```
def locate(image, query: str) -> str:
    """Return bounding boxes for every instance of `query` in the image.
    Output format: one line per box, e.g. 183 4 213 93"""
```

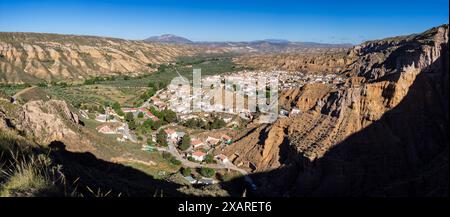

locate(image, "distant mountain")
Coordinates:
255 39 291 44
144 34 193 44
143 34 352 53
192 40 352 53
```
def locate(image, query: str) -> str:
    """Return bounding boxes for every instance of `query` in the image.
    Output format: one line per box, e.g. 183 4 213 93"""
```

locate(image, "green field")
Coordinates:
39 54 246 108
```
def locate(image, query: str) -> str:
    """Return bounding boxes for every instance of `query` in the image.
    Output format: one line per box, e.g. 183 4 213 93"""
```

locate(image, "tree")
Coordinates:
117 110 125 117
170 158 181 166
199 167 215 178
181 167 192 176
137 112 144 118
150 106 161 118
152 120 163 130
156 130 168 146
204 154 216 164
143 119 154 130
211 117 226 129
125 112 134 123
112 102 120 110
128 120 137 130
162 109 177 123
179 135 191 151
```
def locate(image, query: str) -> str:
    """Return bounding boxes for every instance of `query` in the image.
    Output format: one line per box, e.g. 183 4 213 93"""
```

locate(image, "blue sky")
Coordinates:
0 0 448 44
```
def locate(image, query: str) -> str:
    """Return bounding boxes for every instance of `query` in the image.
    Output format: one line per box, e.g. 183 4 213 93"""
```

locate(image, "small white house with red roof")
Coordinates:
214 154 230 164
97 125 115 134
190 138 204 148
191 151 206 162
206 137 220 146
164 128 177 140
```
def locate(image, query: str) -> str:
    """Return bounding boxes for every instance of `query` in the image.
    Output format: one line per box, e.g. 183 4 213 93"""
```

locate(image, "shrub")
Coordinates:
156 131 167 146
179 135 191 151
181 167 192 176
170 158 181 166
199 167 215 178
125 112 134 123
204 154 216 164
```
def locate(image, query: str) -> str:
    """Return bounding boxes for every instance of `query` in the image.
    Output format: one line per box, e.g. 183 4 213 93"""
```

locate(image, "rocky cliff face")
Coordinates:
224 25 449 196
0 33 202 83
0 99 92 152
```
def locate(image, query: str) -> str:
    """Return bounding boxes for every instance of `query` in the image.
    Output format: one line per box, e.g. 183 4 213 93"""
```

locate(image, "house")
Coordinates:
191 139 204 149
222 134 232 144
198 178 216 185
183 175 197 184
223 117 233 123
290 108 301 116
97 125 115 134
214 154 230 164
96 123 124 134
176 131 185 139
191 151 206 162
105 107 117 116
206 137 220 146
153 101 167 110
164 128 178 140
95 114 108 122
280 109 289 116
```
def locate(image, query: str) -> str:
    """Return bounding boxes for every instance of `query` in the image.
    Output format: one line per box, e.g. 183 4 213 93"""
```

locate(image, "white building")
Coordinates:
191 151 206 162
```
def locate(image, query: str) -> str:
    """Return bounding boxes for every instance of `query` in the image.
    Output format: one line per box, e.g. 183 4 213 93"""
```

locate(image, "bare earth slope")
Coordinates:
0 32 201 83
223 24 449 196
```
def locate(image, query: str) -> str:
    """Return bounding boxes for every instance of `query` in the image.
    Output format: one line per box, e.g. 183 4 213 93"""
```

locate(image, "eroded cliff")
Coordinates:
223 25 449 196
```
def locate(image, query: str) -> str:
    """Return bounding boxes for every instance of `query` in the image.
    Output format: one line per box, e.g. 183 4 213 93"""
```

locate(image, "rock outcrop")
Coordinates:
224 24 449 196
0 99 92 152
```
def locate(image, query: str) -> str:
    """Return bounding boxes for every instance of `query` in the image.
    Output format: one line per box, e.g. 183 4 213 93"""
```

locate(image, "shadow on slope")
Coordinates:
47 141 186 197
220 43 449 197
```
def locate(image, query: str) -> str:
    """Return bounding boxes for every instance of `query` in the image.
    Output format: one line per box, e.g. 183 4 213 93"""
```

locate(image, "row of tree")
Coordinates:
182 116 226 130
180 167 216 178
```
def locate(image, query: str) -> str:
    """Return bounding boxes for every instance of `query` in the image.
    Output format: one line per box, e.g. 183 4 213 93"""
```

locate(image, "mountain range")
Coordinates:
144 34 352 53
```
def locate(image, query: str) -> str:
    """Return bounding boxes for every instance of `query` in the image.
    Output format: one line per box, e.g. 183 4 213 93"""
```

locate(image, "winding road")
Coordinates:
143 88 257 190
155 140 257 190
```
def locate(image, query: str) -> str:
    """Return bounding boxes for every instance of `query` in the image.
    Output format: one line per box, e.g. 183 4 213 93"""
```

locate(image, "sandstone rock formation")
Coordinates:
0 99 92 152
223 24 449 196
234 52 352 73
0 32 202 83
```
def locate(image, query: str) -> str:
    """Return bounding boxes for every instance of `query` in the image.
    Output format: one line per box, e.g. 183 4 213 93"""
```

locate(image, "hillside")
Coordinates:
221 24 449 196
234 52 351 73
0 25 448 197
0 32 202 83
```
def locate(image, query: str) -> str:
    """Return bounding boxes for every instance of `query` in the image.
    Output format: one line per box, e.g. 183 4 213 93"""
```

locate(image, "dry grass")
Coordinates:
0 151 64 197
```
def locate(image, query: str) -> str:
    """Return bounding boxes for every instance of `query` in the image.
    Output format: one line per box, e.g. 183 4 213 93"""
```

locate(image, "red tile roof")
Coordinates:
164 128 176 135
222 134 232 140
192 151 206 157
191 139 203 146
